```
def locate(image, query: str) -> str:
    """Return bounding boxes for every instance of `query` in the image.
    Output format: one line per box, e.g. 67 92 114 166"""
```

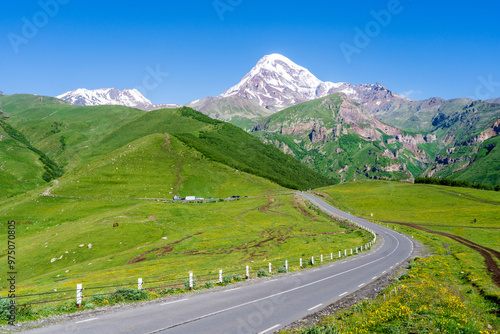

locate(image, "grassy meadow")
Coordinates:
0 191 371 315
283 181 500 333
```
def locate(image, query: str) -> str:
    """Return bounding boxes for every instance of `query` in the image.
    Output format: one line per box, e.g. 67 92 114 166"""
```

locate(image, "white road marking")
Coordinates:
75 318 98 324
259 324 281 333
160 299 188 306
372 276 377 280
224 287 242 293
358 283 365 287
307 303 323 311
382 271 386 274
339 292 348 297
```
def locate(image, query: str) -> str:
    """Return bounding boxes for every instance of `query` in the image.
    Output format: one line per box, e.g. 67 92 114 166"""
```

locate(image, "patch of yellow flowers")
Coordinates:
319 256 498 333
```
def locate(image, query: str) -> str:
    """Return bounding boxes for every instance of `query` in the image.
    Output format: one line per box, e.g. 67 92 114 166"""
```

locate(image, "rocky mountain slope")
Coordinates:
252 93 500 186
185 95 273 130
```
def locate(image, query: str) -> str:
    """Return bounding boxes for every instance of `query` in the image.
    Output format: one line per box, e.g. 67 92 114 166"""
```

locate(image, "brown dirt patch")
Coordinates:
128 232 203 264
257 198 285 215
385 223 500 230
165 226 297 260
292 196 316 220
384 221 500 287
258 198 275 213
311 191 329 199
161 135 171 152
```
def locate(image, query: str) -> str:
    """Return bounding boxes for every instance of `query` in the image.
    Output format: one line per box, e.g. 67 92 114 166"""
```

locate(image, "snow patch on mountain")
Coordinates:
57 88 153 110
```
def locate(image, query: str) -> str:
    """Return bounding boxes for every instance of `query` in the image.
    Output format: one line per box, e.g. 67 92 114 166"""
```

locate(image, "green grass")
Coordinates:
289 180 500 333
51 134 284 199
0 94 333 194
0 193 371 311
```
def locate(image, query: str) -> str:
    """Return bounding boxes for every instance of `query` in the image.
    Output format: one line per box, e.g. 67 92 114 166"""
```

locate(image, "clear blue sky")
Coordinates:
1 0 499 105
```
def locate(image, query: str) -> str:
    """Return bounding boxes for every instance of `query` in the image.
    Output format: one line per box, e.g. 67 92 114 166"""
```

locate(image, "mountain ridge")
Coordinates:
252 93 500 186
57 88 181 111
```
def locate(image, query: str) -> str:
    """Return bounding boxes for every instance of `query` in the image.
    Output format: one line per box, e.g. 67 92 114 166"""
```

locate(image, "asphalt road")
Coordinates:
24 192 414 334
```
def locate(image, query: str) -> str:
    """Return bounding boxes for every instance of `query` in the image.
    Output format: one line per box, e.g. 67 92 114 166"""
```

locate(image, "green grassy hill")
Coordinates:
0 94 333 199
51 134 284 199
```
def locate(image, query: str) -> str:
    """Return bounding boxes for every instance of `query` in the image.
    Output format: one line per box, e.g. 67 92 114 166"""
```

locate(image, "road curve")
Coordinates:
24 192 414 334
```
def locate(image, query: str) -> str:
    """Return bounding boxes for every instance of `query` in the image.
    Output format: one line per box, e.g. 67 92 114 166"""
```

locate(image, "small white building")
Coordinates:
185 196 196 201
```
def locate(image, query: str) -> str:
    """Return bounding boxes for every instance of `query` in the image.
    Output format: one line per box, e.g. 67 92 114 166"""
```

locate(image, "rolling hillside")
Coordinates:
0 94 333 199
0 95 354 308
51 134 284 199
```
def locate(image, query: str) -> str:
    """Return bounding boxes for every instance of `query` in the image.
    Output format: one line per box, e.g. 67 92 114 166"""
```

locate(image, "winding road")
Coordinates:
24 192 415 334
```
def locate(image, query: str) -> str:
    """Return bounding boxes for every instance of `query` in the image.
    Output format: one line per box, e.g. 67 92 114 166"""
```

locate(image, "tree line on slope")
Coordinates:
415 177 500 191
173 108 335 190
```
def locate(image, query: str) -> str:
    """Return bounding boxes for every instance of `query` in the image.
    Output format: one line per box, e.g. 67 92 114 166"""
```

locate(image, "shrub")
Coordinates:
16 303 35 318
110 287 148 302
91 294 109 305
222 275 233 284
301 324 340 334
0 298 11 321
257 269 271 278
232 275 243 281
158 287 175 296
278 266 287 273
183 278 197 290
415 177 496 191
204 281 214 289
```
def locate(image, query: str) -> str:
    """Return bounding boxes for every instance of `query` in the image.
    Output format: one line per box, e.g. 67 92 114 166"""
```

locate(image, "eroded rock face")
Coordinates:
309 124 330 143
465 119 500 145
383 164 406 172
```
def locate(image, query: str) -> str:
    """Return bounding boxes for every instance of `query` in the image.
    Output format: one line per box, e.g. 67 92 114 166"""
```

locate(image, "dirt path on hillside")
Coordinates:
161 135 171 152
384 221 500 287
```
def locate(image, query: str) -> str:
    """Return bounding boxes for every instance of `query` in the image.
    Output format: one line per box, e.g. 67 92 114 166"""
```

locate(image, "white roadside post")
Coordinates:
300 258 303 267
219 269 223 283
330 253 333 260
344 249 347 257
138 278 143 290
311 256 314 265
76 284 82 309
285 260 288 272
321 254 323 263
339 251 341 258
246 265 250 279
189 272 194 290
269 262 272 273
351 249 353 255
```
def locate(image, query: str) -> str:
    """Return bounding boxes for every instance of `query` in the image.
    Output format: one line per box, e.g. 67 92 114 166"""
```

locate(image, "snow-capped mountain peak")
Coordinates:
218 54 400 111
57 88 153 110
221 54 328 110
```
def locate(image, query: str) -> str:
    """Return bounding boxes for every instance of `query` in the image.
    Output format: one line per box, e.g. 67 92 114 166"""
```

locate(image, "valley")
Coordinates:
0 55 498 332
